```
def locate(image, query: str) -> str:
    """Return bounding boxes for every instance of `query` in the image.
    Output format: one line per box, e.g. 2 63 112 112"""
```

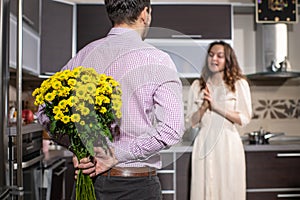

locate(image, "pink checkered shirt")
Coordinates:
37 28 185 169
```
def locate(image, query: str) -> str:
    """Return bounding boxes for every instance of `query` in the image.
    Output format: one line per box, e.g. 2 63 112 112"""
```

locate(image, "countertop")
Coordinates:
43 148 73 168
161 141 300 153
45 139 300 162
8 122 44 135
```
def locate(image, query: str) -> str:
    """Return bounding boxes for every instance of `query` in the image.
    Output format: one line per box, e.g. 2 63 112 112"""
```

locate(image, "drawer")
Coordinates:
157 173 174 190
247 190 300 200
246 151 300 188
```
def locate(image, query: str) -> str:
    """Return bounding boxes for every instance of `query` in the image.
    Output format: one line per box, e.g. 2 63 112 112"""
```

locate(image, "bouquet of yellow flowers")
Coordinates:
32 66 122 200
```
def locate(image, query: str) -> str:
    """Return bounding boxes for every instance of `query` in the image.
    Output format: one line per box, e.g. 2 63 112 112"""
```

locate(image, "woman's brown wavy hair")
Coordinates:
199 41 245 92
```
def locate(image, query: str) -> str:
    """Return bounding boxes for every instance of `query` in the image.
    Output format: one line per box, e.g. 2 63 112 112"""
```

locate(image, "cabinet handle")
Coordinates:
277 194 300 198
171 34 202 39
277 153 300 157
54 166 68 176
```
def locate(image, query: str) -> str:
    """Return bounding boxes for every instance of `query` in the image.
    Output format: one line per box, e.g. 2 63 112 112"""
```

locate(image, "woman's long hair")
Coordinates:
199 41 245 92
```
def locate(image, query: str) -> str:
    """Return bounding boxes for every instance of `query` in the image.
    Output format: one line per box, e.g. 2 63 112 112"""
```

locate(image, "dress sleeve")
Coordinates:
185 80 203 128
235 79 253 127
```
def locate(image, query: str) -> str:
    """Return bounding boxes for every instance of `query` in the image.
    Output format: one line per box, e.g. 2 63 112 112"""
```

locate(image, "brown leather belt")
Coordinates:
101 167 157 177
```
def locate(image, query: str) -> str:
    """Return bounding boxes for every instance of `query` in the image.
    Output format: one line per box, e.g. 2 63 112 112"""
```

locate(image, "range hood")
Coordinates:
248 23 300 80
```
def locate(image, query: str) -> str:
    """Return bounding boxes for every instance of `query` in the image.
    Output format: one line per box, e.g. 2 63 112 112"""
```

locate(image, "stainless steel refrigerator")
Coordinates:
0 0 11 199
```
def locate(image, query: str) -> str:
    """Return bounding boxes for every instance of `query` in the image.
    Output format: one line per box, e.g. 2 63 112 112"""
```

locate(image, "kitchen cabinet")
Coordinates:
40 0 74 75
10 0 40 33
76 4 111 51
65 155 75 200
148 4 232 40
76 4 232 51
245 146 300 200
9 14 40 75
158 144 193 200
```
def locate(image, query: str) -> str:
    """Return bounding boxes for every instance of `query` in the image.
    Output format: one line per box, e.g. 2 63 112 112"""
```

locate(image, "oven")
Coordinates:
35 158 67 200
8 126 44 200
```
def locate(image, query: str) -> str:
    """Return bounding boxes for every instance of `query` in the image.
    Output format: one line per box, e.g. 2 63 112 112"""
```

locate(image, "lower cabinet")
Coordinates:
159 147 300 200
65 156 75 200
158 151 192 200
246 150 300 200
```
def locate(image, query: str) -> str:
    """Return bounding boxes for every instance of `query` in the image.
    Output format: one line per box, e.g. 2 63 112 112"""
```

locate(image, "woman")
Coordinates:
186 41 252 200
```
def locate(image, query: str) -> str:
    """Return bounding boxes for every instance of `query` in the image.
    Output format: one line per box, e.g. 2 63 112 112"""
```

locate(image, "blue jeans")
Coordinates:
72 175 162 200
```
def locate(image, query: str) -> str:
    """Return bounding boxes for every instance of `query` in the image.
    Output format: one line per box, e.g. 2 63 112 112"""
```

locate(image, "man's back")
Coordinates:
62 27 184 168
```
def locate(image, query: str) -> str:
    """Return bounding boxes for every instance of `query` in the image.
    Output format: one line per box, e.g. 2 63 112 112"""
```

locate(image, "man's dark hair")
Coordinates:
105 0 151 26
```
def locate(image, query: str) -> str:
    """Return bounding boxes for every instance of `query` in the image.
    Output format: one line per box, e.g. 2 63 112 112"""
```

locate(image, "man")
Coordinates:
38 0 184 199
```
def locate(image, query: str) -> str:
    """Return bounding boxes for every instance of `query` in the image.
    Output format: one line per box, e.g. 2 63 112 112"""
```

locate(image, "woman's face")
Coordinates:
207 44 226 73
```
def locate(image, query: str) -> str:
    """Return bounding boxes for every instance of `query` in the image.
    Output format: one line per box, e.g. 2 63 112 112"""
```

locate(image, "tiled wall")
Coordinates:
182 80 300 136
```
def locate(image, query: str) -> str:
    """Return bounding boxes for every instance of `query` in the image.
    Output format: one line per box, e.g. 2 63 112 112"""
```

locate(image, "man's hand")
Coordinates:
93 147 118 175
73 147 118 178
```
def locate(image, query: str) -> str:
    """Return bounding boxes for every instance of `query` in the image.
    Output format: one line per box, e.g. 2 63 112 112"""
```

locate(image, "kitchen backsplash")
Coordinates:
182 80 300 136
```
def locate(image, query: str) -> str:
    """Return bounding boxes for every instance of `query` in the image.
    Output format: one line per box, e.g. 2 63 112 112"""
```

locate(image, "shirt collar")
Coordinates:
108 27 142 40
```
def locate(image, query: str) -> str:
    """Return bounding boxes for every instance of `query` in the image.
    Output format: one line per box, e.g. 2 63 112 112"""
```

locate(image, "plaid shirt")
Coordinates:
38 28 184 168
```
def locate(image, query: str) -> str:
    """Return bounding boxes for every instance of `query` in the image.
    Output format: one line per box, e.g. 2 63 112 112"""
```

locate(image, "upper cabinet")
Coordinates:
9 0 40 75
77 4 112 51
40 0 74 75
10 0 40 34
76 4 233 51
147 4 232 40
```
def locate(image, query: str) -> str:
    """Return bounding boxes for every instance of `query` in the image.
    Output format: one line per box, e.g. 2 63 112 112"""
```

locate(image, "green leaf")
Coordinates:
50 120 57 133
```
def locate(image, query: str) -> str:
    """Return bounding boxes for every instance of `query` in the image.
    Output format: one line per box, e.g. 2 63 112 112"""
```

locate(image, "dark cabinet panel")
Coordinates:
176 152 192 200
65 156 75 200
247 191 300 200
40 0 73 75
246 151 300 188
77 5 112 51
76 4 232 52
147 5 232 39
10 0 40 33
246 150 300 200
158 173 174 190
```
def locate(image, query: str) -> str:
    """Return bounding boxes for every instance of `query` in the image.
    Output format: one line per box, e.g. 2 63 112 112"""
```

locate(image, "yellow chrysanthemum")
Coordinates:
80 120 85 126
81 74 90 83
68 78 77 87
109 79 119 87
52 80 62 90
71 66 82 77
61 115 70 124
81 107 90 116
34 94 44 105
95 96 103 106
45 92 55 102
32 88 40 96
76 88 86 99
103 96 110 104
67 96 77 107
70 113 81 123
58 99 68 109
53 106 61 114
86 96 94 104
86 83 96 94
54 111 64 120
62 69 71 78
100 107 107 114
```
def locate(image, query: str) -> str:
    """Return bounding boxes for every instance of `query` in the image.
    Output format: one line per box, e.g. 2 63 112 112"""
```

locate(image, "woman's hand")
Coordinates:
202 86 212 110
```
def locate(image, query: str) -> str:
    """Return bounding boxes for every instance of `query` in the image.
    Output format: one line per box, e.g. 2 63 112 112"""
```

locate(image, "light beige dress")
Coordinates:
186 78 252 200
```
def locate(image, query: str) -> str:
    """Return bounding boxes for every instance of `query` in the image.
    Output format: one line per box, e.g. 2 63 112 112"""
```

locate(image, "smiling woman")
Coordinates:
186 41 252 200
